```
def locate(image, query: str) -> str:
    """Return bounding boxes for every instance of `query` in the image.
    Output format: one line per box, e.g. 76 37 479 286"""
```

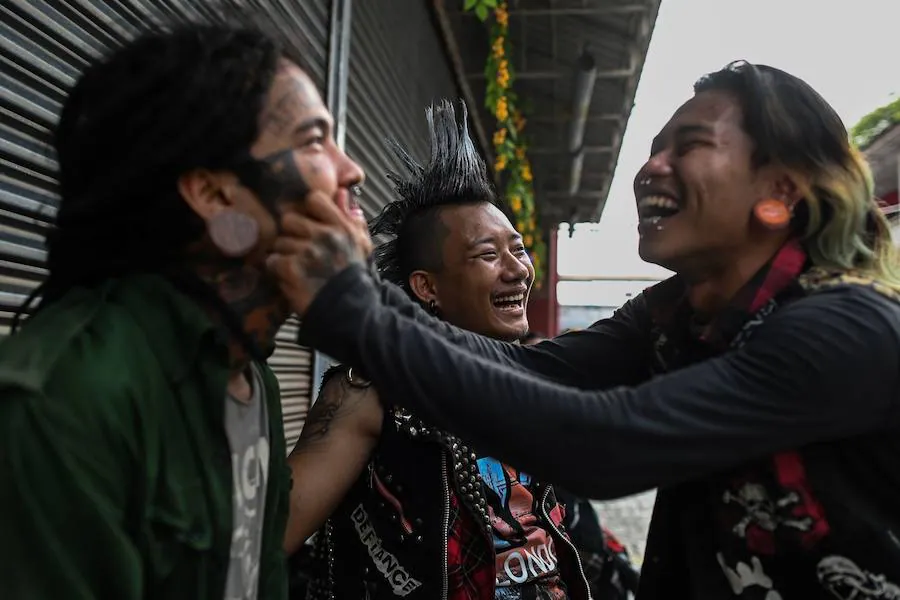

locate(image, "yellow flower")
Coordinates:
509 195 522 212
513 110 526 131
524 234 534 247
493 128 507 146
496 59 510 89
521 164 533 182
514 146 526 160
492 37 505 59
495 97 509 121
495 3 509 28
495 154 507 172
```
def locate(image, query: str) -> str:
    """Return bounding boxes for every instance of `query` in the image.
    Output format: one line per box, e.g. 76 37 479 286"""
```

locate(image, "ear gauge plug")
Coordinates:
753 199 791 230
208 210 259 257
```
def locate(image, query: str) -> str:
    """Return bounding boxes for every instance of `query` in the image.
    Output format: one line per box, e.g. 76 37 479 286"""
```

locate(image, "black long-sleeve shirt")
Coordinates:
300 264 900 598
300 264 900 500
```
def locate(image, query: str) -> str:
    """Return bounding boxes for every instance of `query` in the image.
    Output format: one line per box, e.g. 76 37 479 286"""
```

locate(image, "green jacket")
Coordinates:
0 275 289 599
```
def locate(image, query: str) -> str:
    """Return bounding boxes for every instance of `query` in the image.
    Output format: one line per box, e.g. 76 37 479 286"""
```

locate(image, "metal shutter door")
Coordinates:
0 0 330 449
345 1 462 216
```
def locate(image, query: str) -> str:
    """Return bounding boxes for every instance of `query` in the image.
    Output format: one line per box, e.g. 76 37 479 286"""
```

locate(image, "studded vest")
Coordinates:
305 369 591 600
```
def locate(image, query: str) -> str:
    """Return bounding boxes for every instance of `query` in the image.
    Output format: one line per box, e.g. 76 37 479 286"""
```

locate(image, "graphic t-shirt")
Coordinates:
224 365 271 600
477 457 569 600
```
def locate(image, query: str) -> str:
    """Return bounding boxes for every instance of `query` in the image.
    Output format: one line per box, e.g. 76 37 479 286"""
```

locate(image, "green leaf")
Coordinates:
475 4 489 21
483 0 497 7
464 0 478 10
852 96 900 148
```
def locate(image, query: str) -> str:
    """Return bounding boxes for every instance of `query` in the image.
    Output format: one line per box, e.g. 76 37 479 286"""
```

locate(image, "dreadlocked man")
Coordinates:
284 100 590 600
0 23 365 600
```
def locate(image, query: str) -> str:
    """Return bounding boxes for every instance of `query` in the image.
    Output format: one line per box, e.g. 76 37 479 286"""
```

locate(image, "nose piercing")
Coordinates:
351 185 363 197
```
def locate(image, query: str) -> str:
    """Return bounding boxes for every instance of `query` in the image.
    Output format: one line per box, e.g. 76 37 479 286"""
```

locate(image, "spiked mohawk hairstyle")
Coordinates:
370 99 499 292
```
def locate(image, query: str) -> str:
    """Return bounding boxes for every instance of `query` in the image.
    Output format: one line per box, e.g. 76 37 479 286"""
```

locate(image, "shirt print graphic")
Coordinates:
228 437 270 600
477 457 564 597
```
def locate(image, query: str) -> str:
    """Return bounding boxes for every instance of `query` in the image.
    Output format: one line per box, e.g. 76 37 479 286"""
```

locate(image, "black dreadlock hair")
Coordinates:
12 16 307 360
370 99 499 294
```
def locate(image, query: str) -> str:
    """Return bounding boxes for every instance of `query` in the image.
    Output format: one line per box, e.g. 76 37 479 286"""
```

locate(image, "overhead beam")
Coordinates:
529 145 614 155
455 6 648 17
530 113 622 124
508 6 648 16
466 68 634 81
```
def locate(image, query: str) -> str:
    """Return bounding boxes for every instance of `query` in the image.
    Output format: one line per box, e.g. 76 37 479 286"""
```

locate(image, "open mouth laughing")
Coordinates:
637 193 681 230
492 291 526 315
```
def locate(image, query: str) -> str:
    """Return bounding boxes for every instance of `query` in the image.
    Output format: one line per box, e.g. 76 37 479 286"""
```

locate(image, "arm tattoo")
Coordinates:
294 372 366 451
301 383 345 445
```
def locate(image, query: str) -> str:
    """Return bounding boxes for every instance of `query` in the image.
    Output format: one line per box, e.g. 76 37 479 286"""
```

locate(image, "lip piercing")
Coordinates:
638 177 652 186
351 185 363 197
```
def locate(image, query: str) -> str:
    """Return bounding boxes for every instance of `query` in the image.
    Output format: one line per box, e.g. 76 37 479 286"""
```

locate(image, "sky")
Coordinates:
556 0 900 306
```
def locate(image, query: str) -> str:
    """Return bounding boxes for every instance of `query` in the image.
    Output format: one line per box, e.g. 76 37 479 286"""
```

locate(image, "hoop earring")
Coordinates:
753 199 791 230
208 209 259 257
428 299 438 315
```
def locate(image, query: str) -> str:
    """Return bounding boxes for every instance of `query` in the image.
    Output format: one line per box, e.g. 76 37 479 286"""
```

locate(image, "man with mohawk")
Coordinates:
284 100 590 600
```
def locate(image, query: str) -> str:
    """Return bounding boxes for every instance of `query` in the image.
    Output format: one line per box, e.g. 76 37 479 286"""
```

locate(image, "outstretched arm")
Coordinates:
301 271 900 500
300 265 654 390
283 368 383 554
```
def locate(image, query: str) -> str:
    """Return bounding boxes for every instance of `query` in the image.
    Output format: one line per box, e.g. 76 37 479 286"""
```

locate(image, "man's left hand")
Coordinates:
266 191 372 317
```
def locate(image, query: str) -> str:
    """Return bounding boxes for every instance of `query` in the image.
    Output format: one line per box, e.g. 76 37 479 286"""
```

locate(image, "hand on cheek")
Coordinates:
264 192 372 316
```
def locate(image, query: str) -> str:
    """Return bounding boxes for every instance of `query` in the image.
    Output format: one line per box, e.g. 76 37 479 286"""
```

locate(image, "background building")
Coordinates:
860 123 900 243
854 97 900 244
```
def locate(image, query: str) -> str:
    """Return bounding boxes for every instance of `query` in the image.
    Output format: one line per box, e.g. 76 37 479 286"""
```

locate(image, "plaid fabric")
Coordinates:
447 490 494 600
